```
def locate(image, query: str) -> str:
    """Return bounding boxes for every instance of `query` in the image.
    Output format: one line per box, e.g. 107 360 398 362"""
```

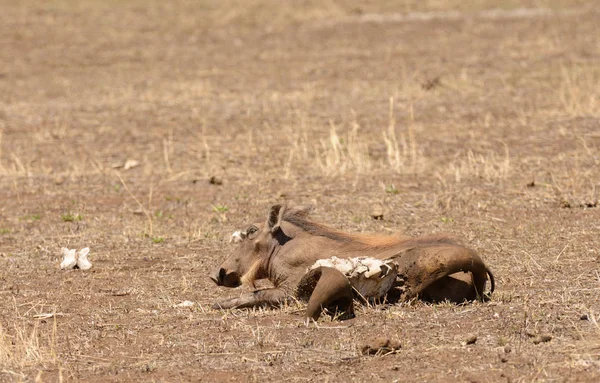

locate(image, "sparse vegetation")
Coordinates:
0 0 598 381
22 214 41 221
212 204 229 213
61 212 83 222
385 184 399 194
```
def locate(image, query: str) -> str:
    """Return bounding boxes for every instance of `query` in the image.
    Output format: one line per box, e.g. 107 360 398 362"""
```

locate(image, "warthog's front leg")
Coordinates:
212 288 289 310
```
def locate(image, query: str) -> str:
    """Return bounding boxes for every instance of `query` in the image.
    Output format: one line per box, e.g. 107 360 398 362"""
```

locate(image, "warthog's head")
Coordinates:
210 204 287 288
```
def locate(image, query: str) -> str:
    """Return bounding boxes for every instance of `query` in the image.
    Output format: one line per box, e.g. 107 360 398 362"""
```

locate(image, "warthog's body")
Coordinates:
210 205 494 319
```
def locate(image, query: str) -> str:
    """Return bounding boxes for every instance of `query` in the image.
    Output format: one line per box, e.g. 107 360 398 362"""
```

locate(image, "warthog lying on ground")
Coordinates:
210 204 495 320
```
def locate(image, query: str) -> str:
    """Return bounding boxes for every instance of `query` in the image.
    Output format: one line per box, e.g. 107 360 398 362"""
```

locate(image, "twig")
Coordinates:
555 242 570 261
33 313 65 319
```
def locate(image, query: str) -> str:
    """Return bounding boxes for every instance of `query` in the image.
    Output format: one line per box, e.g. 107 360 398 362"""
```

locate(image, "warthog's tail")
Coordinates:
486 266 495 294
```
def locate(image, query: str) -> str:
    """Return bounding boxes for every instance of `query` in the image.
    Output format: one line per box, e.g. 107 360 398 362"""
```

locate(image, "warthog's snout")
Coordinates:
209 267 242 288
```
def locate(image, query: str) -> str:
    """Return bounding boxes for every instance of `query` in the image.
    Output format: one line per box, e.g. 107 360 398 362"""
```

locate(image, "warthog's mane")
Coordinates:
282 208 458 249
283 209 356 243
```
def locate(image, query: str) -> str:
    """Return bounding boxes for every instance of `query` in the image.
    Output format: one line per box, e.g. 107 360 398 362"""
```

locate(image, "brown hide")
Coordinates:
210 204 495 318
297 267 354 321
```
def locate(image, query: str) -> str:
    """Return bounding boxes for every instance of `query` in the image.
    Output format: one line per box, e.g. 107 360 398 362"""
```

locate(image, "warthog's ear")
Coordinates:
267 204 286 234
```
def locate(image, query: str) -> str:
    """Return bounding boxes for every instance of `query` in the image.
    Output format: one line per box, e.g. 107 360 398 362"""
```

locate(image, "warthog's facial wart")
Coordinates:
230 230 246 244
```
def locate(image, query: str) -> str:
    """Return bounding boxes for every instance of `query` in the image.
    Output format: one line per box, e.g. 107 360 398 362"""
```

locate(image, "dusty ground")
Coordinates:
1 0 599 381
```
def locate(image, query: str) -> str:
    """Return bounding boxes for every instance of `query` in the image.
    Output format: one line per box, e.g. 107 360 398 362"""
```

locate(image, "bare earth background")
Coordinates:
1 0 599 381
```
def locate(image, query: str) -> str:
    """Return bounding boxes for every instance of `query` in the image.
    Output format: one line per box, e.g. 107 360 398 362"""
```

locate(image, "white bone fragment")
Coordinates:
60 248 77 269
309 257 398 299
76 247 92 270
175 300 195 308
123 159 140 170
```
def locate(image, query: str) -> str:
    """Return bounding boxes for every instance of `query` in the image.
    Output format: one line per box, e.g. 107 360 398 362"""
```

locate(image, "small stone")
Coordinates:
525 330 536 338
123 159 140 170
209 176 223 185
533 334 552 344
370 204 384 220
504 345 511 354
465 334 477 345
526 181 535 187
580 314 589 321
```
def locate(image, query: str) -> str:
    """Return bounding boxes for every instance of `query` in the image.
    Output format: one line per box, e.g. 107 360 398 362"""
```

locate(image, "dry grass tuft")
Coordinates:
0 317 59 378
559 62 600 116
448 143 511 183
382 97 420 173
315 121 372 176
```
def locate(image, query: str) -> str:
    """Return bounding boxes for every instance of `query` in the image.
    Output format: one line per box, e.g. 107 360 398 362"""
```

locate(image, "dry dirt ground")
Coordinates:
1 0 599 381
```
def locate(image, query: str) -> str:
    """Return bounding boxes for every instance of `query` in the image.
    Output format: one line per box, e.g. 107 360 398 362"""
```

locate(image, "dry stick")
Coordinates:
0 129 4 173
115 171 153 236
408 101 417 171
162 137 172 173
555 242 570 262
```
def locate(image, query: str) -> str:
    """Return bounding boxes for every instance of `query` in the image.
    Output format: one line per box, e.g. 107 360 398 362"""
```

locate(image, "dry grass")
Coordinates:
558 62 600 116
314 121 372 176
382 98 420 173
0 314 60 380
447 143 511 184
0 0 599 381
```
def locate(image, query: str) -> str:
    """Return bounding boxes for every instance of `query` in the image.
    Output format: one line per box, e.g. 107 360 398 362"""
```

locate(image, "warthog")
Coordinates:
210 204 495 319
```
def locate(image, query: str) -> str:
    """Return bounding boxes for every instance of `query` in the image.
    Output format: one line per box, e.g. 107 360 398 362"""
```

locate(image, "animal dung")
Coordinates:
464 334 478 345
60 247 93 270
532 334 552 344
309 257 398 299
361 336 401 355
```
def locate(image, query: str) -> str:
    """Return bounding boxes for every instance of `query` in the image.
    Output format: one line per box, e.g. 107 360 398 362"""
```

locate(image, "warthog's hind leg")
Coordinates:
392 246 494 303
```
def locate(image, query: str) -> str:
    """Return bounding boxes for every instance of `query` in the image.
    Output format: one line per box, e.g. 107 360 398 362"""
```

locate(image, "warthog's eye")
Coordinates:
246 225 259 238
